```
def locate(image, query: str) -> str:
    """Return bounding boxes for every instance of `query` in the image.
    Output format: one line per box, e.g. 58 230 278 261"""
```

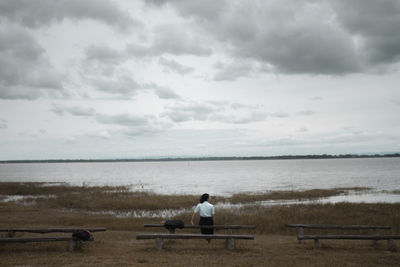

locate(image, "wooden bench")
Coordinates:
285 224 396 250
0 227 106 251
138 224 255 250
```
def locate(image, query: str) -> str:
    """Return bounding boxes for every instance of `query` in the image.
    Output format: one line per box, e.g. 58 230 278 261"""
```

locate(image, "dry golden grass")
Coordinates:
1 182 400 266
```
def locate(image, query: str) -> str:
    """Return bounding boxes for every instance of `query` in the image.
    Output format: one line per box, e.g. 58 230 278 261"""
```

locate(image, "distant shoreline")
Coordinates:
1 153 399 163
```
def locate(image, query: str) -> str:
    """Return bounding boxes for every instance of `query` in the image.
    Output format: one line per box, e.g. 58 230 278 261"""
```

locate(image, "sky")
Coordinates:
0 0 400 160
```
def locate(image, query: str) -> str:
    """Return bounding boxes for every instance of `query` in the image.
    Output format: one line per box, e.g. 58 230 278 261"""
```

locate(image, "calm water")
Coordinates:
0 158 399 196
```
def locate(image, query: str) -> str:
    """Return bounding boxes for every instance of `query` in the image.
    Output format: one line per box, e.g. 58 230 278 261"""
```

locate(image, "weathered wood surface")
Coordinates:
0 236 74 243
299 235 400 240
0 227 106 233
144 224 256 229
136 233 254 240
137 233 254 251
285 224 391 230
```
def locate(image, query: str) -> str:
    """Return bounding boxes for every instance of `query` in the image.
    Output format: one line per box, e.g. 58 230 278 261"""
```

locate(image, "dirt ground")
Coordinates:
1 231 399 266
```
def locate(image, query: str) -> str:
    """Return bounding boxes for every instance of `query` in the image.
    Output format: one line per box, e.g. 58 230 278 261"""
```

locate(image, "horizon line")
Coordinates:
1 152 400 163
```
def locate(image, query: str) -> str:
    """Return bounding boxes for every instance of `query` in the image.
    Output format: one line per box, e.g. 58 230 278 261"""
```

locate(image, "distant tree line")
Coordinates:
1 153 399 164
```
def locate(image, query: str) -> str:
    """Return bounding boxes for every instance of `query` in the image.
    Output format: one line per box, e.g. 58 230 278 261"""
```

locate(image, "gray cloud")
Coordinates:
51 104 171 136
52 104 96 117
96 113 153 126
0 25 65 99
298 110 316 116
85 45 125 65
310 97 323 101
162 100 267 124
0 0 138 30
0 119 7 129
125 24 212 58
88 75 180 100
213 61 255 81
159 57 194 75
146 0 400 76
151 85 181 99
270 112 289 118
331 0 400 65
91 76 140 96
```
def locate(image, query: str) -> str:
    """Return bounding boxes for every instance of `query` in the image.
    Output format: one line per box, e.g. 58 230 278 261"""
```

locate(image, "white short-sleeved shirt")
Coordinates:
194 201 215 217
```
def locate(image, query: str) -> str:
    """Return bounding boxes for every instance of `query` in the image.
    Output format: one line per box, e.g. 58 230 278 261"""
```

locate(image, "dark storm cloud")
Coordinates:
146 0 400 76
158 57 194 75
0 0 138 30
0 25 64 99
331 0 400 65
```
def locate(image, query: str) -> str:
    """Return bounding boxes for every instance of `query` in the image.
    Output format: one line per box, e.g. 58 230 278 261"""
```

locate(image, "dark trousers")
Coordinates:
199 217 214 235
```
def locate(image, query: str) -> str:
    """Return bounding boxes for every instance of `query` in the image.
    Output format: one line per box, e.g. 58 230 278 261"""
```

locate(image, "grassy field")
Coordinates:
1 182 400 266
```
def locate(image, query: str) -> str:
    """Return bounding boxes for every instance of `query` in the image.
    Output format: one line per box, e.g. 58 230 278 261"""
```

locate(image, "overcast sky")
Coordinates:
0 0 400 160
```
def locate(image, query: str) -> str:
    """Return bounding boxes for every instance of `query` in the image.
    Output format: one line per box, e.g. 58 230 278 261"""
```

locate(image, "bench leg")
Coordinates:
226 238 235 250
388 239 395 251
69 239 78 251
314 239 321 249
155 238 163 251
373 229 379 245
298 227 304 244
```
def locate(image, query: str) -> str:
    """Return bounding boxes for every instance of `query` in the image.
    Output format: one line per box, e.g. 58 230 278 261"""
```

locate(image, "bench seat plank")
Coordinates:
0 228 106 233
299 235 400 240
0 236 73 243
144 224 255 229
285 224 391 230
136 234 254 240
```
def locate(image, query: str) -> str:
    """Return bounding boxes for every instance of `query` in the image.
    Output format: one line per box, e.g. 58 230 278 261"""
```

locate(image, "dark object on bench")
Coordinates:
163 220 185 233
136 233 254 250
285 224 395 250
72 229 94 241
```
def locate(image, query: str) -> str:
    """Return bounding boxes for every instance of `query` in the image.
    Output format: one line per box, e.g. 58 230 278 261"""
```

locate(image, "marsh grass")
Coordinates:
1 182 399 235
3 183 369 212
227 187 370 204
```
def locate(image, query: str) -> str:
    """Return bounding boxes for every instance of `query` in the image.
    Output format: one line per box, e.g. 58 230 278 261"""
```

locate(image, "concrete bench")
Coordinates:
285 224 395 250
136 233 254 250
0 227 106 251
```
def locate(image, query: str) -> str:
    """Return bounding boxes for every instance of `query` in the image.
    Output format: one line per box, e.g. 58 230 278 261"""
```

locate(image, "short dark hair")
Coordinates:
200 193 209 203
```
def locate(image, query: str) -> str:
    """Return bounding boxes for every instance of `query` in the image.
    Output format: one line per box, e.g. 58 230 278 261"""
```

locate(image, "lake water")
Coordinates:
0 158 399 197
